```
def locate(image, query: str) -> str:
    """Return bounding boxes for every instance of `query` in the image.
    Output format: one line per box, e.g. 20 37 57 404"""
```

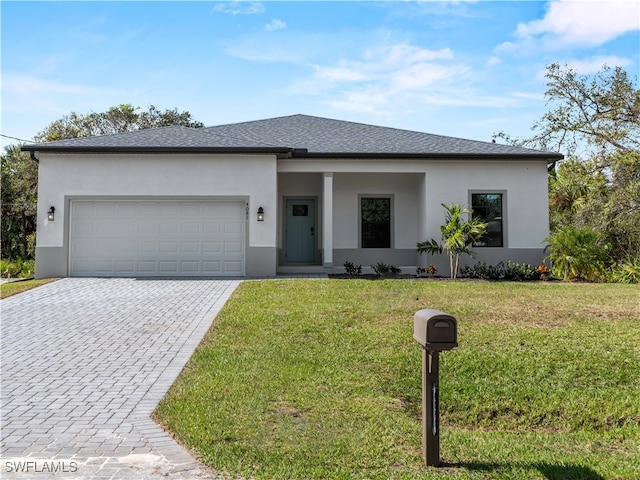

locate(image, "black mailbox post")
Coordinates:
413 309 458 466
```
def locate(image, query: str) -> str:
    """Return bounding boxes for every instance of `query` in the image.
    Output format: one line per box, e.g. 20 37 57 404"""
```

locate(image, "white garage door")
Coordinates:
69 200 245 277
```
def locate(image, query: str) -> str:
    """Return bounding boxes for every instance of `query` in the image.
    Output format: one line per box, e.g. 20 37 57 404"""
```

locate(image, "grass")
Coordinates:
0 278 58 298
154 280 640 479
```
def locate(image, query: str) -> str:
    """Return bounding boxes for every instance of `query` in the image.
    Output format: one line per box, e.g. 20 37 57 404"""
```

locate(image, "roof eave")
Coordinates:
292 151 564 161
21 145 563 161
20 145 295 155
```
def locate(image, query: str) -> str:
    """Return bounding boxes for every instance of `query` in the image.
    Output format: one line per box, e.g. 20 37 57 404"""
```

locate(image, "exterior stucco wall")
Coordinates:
423 161 549 249
35 153 278 277
279 158 550 270
333 173 420 249
37 153 549 278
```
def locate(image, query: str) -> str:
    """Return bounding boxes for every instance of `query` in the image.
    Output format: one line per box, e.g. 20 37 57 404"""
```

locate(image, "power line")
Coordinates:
1 133 33 143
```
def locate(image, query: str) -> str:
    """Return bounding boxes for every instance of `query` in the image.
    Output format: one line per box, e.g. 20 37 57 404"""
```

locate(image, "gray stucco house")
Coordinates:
22 114 562 278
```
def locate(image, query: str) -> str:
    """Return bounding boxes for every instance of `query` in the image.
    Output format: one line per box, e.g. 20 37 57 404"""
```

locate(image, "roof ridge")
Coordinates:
206 114 543 152
204 113 306 130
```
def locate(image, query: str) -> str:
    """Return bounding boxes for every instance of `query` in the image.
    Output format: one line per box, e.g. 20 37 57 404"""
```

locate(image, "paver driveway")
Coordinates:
1 278 240 479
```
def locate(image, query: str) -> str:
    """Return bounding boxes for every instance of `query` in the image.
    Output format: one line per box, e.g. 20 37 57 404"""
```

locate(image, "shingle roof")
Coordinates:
22 114 562 160
24 125 281 149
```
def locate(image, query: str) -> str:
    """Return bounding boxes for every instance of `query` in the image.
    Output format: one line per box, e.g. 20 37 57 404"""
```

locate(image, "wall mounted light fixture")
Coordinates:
257 207 265 221
47 206 55 221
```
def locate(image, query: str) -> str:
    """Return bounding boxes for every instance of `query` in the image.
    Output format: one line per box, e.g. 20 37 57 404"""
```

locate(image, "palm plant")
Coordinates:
544 226 610 281
418 203 487 279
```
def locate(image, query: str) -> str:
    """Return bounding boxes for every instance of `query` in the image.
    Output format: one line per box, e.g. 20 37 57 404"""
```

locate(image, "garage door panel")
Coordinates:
138 204 158 216
140 221 160 235
71 259 93 274
224 241 243 253
119 241 138 254
70 200 245 277
180 261 200 273
95 260 115 274
224 261 243 274
203 222 222 234
159 222 178 234
73 203 94 217
203 241 221 253
139 242 157 253
116 203 137 215
225 203 245 216
138 261 157 273
159 204 180 216
72 220 93 235
181 222 201 234
115 261 136 274
202 261 222 274
181 242 200 253
95 203 116 216
159 261 179 274
159 241 178 253
71 238 94 255
225 222 243 234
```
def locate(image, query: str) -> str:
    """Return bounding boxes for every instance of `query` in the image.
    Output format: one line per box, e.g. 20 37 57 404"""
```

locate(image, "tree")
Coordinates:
34 104 204 142
496 64 640 275
495 63 639 157
1 145 38 259
417 203 487 279
1 105 204 262
548 157 608 231
534 64 639 156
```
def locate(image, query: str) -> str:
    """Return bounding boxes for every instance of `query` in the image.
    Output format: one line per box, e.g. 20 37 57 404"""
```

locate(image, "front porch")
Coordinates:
277 171 426 273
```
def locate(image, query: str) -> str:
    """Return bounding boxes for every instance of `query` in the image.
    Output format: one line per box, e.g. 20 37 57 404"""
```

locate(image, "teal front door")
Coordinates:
285 199 316 263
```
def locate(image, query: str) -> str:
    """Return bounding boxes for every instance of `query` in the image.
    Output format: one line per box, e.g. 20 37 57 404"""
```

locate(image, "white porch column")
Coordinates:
323 172 333 267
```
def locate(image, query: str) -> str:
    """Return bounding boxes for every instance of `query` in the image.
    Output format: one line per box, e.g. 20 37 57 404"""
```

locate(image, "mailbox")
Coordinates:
413 308 458 467
413 309 457 351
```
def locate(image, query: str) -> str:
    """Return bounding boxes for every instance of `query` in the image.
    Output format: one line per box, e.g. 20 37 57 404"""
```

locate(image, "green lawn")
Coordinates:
154 280 640 479
0 278 57 298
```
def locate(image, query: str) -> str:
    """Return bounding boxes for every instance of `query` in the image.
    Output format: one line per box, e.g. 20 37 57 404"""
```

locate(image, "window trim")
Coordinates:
359 194 394 249
469 190 507 248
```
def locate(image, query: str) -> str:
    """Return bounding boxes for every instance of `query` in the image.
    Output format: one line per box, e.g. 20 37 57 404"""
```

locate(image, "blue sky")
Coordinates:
2 1 639 150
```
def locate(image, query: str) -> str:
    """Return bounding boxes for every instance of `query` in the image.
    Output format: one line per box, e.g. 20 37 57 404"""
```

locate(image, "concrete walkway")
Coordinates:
1 278 241 479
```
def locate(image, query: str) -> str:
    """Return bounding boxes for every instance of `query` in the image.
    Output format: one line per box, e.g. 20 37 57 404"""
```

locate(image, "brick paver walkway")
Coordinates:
1 278 240 479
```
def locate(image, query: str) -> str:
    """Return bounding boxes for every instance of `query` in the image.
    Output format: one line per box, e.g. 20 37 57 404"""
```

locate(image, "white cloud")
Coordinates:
565 55 634 74
3 74 111 96
380 44 454 64
212 2 265 16
1 74 123 147
265 19 286 31
329 88 390 114
313 64 367 82
290 42 508 117
390 62 467 91
508 0 640 49
308 43 457 87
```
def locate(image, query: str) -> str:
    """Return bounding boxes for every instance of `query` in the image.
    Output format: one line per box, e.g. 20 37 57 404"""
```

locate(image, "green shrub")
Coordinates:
343 261 362 276
460 261 502 279
461 261 541 281
544 226 610 281
1 258 36 278
610 258 640 284
372 262 401 276
503 260 540 281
